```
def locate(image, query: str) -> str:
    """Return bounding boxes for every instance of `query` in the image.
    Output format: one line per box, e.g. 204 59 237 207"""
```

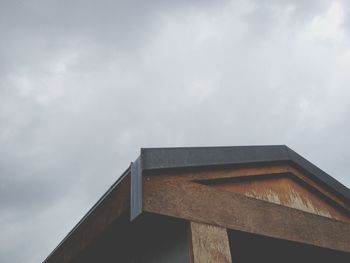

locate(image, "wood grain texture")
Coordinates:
190 222 232 263
147 164 350 213
211 174 350 222
143 175 350 252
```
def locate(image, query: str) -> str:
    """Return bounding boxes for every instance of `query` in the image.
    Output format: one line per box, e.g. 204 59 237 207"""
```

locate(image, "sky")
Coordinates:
1 0 350 262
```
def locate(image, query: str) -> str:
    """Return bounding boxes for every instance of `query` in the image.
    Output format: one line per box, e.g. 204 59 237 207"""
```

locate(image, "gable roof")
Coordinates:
131 145 350 219
44 145 350 262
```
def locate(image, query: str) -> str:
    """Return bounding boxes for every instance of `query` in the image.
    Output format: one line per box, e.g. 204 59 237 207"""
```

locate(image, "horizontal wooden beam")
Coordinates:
147 164 350 213
143 175 350 253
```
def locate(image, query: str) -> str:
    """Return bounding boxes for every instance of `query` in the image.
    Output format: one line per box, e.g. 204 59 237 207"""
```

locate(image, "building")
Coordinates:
44 145 350 262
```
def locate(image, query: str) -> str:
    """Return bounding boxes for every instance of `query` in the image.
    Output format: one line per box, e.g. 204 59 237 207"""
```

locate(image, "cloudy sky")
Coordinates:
1 0 350 262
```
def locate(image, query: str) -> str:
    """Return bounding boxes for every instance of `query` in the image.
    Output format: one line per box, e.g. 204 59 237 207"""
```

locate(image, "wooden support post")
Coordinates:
190 221 232 263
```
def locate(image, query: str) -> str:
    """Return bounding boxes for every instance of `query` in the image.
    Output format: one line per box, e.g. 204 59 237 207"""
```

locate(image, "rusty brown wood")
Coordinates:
211 174 350 222
146 164 350 213
287 165 350 212
143 175 350 253
190 221 232 263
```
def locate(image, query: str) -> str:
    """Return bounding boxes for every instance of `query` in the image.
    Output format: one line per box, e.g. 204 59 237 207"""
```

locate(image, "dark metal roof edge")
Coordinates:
139 145 350 202
286 146 350 201
141 145 290 170
141 145 286 150
43 166 131 263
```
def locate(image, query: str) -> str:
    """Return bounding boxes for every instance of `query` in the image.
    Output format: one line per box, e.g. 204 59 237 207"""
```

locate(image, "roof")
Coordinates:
44 145 350 262
131 145 350 219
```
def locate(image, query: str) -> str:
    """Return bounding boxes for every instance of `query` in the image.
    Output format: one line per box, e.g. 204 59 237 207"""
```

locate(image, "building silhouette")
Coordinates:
44 146 350 262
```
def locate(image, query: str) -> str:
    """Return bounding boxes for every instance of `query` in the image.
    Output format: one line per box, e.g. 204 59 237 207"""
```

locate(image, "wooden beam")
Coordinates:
147 164 350 212
143 175 350 253
190 221 232 263
209 174 350 222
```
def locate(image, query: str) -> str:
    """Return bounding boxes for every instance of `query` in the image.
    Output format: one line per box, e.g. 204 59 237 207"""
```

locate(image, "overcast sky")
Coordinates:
1 0 350 262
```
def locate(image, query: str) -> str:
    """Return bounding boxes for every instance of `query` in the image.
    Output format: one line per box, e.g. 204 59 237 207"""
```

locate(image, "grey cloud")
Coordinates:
1 0 350 262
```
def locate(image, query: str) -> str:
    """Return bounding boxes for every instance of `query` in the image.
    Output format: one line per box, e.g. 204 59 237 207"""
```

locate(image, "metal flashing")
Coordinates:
286 147 350 201
141 145 289 170
137 145 350 203
131 156 142 221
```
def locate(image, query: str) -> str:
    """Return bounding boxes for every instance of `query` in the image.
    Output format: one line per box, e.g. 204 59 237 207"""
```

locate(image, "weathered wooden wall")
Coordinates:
143 164 350 253
210 174 350 222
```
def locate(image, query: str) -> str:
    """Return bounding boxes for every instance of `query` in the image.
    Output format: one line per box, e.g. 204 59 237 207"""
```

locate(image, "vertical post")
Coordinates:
190 221 232 263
